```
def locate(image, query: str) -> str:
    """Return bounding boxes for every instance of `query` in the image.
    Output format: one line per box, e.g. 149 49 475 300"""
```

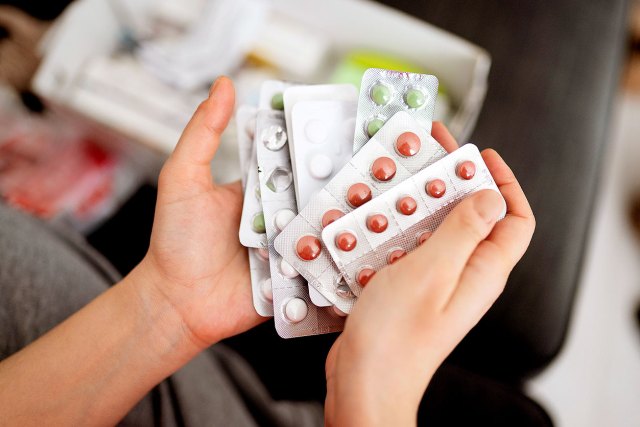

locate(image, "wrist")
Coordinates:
121 260 205 366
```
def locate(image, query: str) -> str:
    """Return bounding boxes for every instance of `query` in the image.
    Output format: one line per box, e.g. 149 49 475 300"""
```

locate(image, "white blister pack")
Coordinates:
353 68 439 153
239 80 293 248
274 112 447 313
290 100 357 210
283 84 357 209
236 105 257 190
255 109 344 337
322 144 506 288
236 106 273 317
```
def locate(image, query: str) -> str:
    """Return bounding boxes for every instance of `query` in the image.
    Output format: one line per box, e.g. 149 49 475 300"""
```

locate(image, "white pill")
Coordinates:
333 306 347 317
260 278 273 302
274 209 296 232
279 258 299 278
309 154 333 179
284 298 308 323
305 119 329 144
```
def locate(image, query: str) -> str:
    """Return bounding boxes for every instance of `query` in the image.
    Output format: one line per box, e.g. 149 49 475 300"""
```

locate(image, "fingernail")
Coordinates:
474 191 504 224
209 76 223 97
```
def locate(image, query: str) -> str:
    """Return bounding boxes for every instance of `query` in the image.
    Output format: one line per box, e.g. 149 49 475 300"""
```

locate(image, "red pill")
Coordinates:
418 231 433 245
396 196 417 215
387 249 406 264
296 235 322 261
366 213 388 233
426 179 446 198
346 183 372 208
321 209 345 228
457 160 476 180
335 231 357 252
395 132 421 157
371 157 397 182
356 268 376 287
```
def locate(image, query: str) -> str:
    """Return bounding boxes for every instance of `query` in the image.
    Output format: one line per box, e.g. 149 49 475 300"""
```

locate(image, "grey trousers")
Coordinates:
0 203 323 426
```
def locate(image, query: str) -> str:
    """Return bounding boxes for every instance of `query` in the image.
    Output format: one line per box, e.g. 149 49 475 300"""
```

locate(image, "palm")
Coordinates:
142 77 263 346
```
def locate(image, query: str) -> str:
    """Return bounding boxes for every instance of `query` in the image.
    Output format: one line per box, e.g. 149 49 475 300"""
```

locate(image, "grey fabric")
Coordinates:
0 202 323 426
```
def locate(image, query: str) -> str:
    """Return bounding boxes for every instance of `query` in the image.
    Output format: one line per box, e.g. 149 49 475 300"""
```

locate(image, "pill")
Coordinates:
262 125 287 151
257 247 269 261
309 154 333 179
397 196 417 215
283 298 308 323
321 209 345 228
366 117 385 137
457 161 476 180
274 208 296 232
387 249 406 264
346 183 372 208
305 119 329 143
404 88 427 109
336 284 355 299
271 92 284 110
370 83 392 106
260 278 273 302
366 214 388 233
280 258 300 278
296 235 322 261
418 231 433 245
335 231 357 252
252 212 266 233
371 157 396 182
395 132 421 157
426 179 446 198
356 268 376 287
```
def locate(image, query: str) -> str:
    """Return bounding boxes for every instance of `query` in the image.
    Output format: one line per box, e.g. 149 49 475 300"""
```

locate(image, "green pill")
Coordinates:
370 83 391 106
271 93 284 110
252 212 266 233
404 88 426 109
366 118 385 137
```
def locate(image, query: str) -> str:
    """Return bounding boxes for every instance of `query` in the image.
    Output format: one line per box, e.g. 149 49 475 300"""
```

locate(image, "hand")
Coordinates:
137 77 264 349
325 124 535 426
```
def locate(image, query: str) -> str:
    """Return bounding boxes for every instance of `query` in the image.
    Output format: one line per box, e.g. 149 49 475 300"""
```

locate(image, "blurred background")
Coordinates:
0 0 638 425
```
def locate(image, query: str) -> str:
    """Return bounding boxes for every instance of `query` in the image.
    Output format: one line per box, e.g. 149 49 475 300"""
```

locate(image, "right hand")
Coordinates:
325 125 535 426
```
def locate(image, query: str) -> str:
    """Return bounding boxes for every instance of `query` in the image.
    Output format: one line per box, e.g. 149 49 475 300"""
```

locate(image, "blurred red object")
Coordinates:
0 130 117 220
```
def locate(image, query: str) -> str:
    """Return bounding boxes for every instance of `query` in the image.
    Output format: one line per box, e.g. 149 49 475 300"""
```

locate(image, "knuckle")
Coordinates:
456 205 488 242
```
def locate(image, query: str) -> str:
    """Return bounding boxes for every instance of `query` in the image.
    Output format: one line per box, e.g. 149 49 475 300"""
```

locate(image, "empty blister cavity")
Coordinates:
248 248 273 317
322 144 506 289
354 68 439 153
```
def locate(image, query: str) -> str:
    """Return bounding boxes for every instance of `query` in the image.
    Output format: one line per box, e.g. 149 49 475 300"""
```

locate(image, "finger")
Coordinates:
443 150 535 326
398 189 505 300
431 121 459 153
170 76 235 169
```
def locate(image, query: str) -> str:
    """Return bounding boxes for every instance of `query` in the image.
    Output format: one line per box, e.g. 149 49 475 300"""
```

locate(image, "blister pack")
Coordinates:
239 80 293 248
235 105 257 190
274 112 448 313
283 84 358 209
236 106 273 317
255 109 344 338
353 69 439 153
321 144 506 288
290 100 357 210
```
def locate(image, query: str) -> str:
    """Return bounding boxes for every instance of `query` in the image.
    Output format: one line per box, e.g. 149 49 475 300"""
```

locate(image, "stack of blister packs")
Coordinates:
237 69 505 338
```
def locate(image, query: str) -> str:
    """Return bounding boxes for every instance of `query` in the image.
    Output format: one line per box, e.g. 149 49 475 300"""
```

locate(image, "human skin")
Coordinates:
0 77 534 426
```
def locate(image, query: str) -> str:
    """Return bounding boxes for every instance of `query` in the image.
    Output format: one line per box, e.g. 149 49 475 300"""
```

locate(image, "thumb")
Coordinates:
170 76 235 170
